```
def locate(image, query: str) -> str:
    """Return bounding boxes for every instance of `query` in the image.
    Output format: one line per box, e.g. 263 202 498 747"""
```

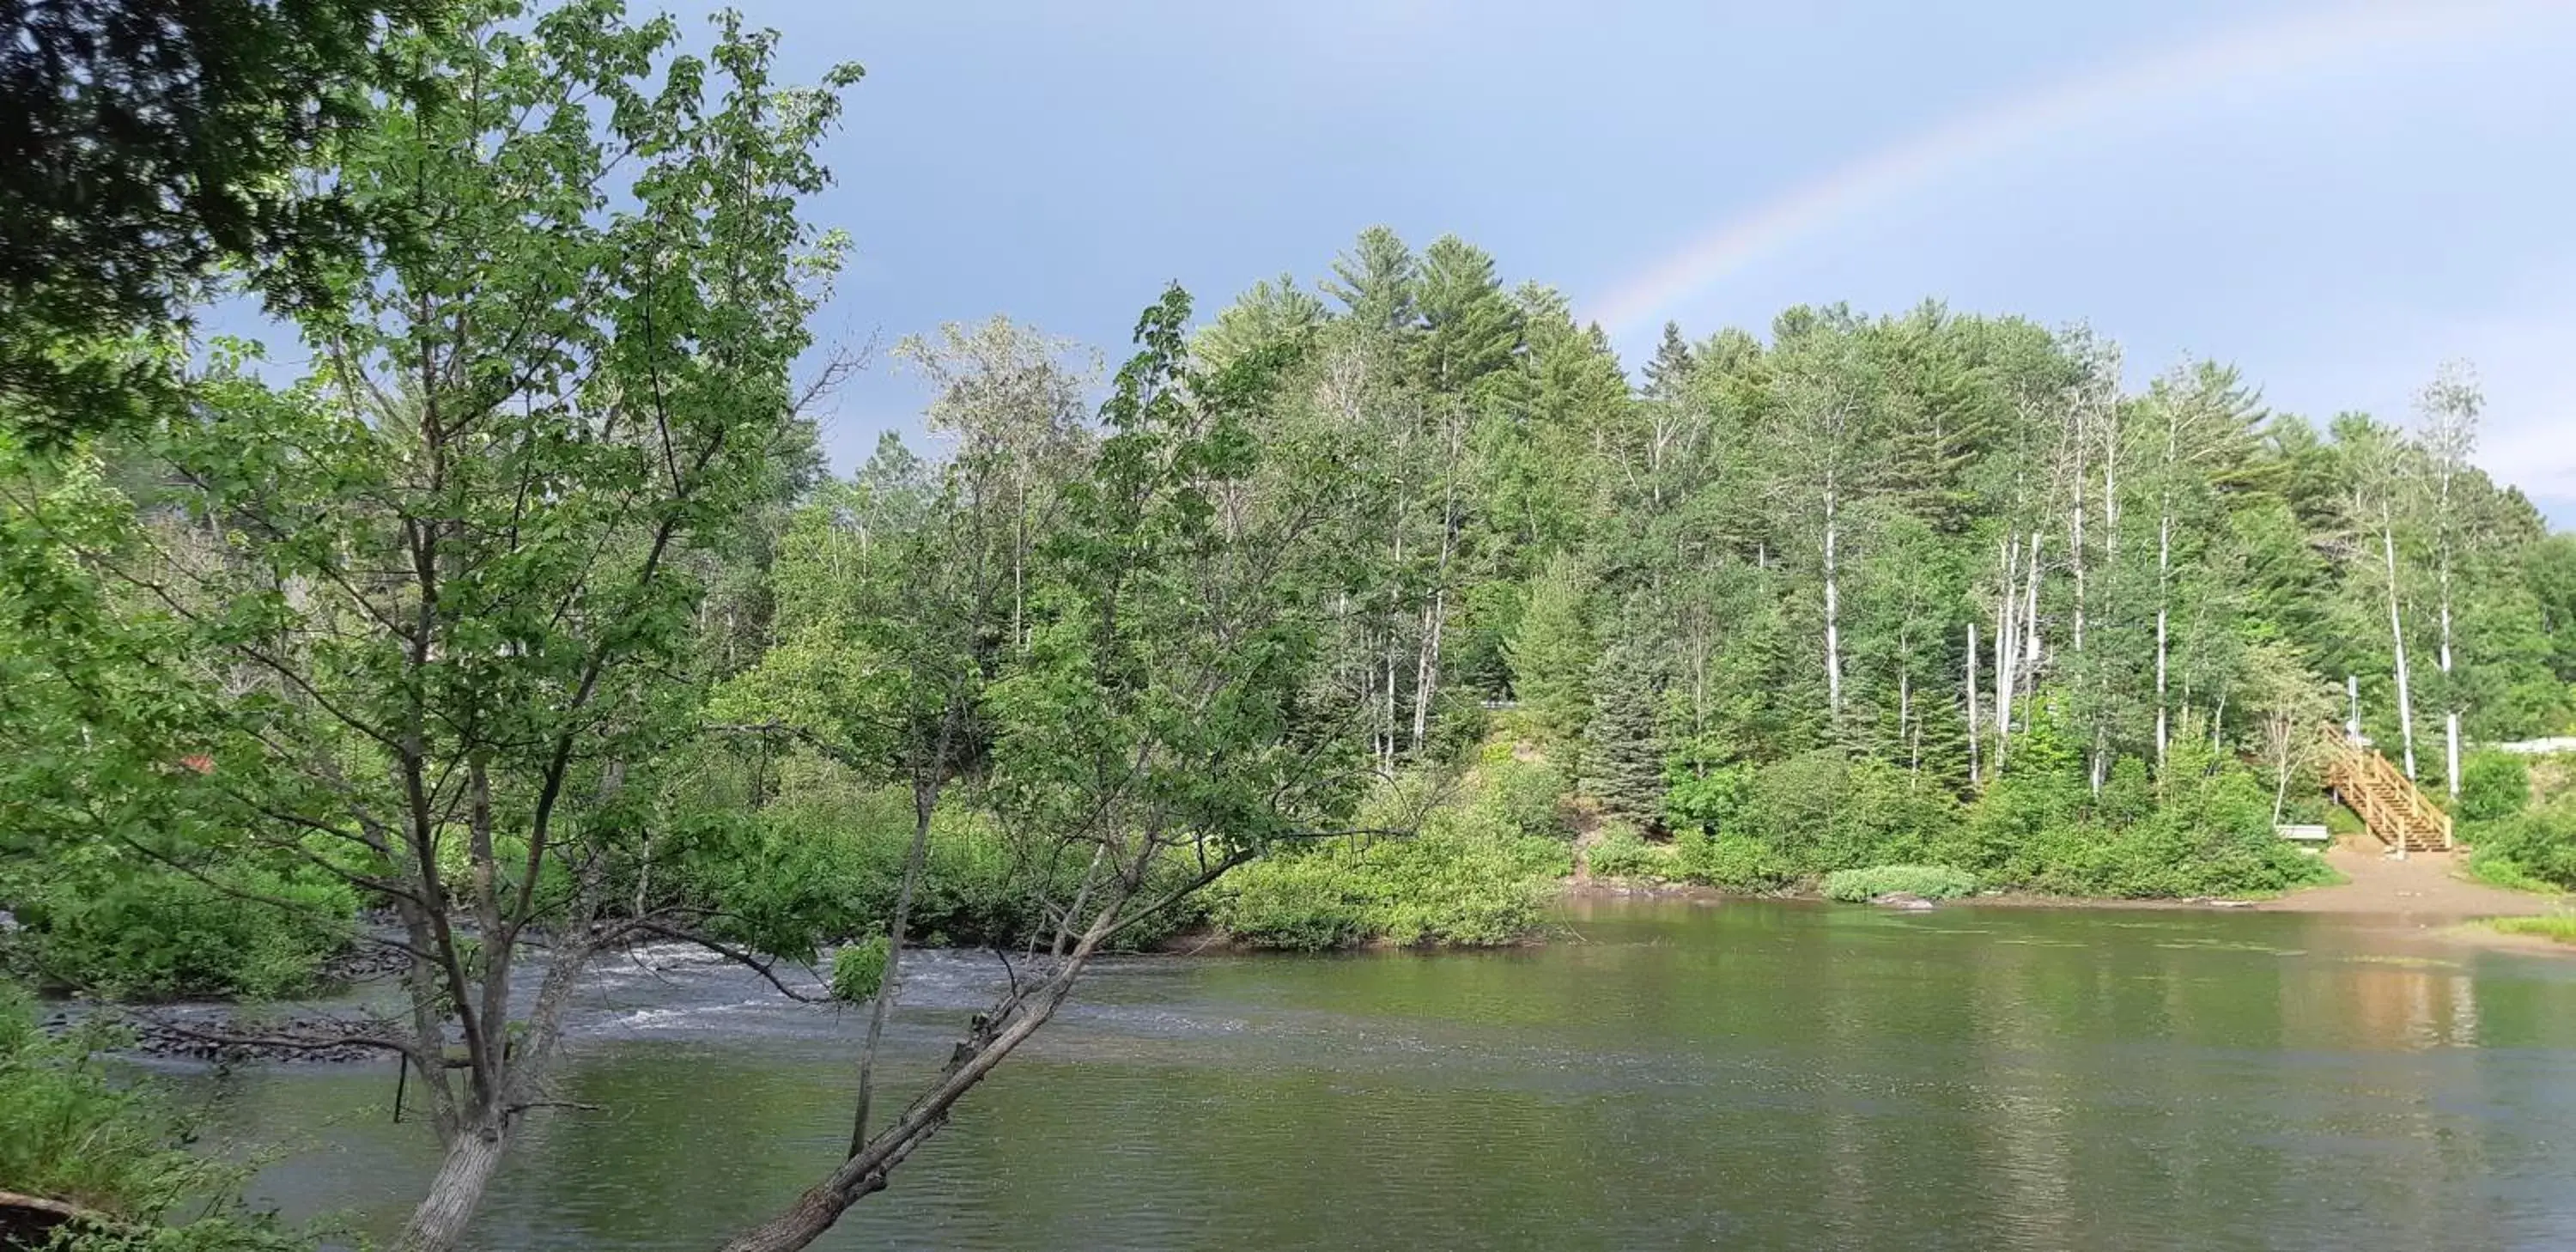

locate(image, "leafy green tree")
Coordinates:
1194 274 1327 373
2236 636 2335 822
724 285 1378 1252
1 0 433 444
19 9 863 1246
2526 533 2576 685
1506 552 1595 766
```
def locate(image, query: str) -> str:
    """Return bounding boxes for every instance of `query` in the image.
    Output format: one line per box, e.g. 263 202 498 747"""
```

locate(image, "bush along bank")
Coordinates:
2455 751 2576 895
1582 705 2332 903
0 981 319 1250
1209 751 1573 951
2 860 358 1003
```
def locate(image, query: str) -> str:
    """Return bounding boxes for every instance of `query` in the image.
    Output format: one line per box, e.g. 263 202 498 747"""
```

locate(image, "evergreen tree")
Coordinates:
1588 638 1667 828
1321 225 1419 338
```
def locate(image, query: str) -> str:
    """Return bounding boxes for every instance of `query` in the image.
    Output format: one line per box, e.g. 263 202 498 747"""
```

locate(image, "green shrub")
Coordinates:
2458 751 2531 822
0 982 312 1248
1478 755 1569 839
1209 854 1373 950
1212 827 1566 951
1820 864 1978 903
1674 828 1786 892
674 781 1170 958
676 787 905 960
1588 826 1678 880
11 866 355 1000
1211 771 1572 951
1660 762 1748 833
2467 846 2562 894
829 934 890 1002
1731 750 1959 878
1940 736 2329 900
2468 798 2576 890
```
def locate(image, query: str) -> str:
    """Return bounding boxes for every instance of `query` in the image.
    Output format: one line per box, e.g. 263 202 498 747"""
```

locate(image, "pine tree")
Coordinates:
1321 225 1419 338
1415 235 1521 396
1588 640 1668 828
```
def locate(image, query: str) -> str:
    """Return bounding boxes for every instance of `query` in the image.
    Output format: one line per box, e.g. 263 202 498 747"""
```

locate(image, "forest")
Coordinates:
5 1 2576 1249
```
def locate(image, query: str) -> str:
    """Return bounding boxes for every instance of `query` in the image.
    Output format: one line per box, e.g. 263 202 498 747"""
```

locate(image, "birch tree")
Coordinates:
2138 362 2263 772
2413 361 2481 795
2337 415 2421 777
1766 320 1880 729
895 317 1094 651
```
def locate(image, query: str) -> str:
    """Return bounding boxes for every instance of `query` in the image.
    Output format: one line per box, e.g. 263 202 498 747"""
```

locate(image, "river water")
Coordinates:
179 900 2576 1251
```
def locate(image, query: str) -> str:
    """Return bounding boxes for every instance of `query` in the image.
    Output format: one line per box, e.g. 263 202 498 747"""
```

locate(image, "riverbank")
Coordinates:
2257 842 2567 918
1568 836 2572 927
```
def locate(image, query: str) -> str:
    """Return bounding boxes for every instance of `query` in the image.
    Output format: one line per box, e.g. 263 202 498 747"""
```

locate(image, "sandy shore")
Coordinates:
2257 842 2564 918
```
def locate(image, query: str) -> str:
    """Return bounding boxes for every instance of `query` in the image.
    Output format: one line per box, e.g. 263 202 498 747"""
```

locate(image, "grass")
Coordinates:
2486 915 2576 944
1820 864 1978 903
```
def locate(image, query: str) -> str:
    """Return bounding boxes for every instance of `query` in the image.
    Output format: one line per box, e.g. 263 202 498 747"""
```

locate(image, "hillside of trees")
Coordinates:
1181 228 2576 908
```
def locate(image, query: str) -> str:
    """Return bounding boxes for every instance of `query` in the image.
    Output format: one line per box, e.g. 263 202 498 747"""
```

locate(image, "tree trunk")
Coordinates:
1965 622 1981 783
2094 423 2120 796
2269 720 2292 824
1992 535 2016 778
852 753 946 1155
2020 532 2042 724
398 1122 510 1252
1899 670 1913 776
1822 474 1843 720
2070 420 2087 656
2440 594 2459 796
1385 495 1406 767
722 939 1106 1252
2154 396 2178 771
1410 599 1437 754
2154 510 2172 769
1412 475 1456 755
2382 508 2419 779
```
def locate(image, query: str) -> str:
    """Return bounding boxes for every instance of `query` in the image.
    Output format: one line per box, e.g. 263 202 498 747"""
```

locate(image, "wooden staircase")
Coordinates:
2321 728 2451 854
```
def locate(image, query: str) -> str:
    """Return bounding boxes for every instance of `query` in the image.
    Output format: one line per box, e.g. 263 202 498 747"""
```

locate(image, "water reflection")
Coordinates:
186 903 2576 1251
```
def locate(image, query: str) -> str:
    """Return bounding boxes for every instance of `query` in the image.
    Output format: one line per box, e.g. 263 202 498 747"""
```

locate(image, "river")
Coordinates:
176 900 2576 1250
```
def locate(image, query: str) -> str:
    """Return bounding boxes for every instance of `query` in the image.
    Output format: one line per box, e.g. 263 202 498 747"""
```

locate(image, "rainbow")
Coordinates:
1584 0 2565 340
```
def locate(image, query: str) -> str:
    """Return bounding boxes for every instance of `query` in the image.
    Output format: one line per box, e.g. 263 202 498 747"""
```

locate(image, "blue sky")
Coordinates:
693 0 2576 522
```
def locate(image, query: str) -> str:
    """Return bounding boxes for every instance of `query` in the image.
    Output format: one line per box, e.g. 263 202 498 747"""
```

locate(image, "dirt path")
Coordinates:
2262 840 2565 919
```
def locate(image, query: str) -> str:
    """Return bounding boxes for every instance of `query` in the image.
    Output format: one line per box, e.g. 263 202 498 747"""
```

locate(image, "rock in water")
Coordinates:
1871 892 1936 911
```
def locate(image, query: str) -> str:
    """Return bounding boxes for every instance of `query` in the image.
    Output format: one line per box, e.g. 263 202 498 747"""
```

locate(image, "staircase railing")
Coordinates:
2318 726 2452 854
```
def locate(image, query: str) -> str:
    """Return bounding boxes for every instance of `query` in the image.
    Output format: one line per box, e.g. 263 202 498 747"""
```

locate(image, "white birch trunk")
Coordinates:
2154 510 2172 769
2070 416 2087 655
1965 622 1981 783
2439 586 2458 794
2383 507 2419 779
2021 532 2043 720
1993 535 2017 776
1823 470 1843 719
